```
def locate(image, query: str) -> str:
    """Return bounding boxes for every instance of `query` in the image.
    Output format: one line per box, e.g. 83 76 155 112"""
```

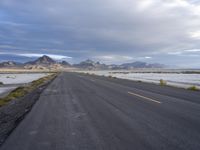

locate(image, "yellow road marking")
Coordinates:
128 91 161 104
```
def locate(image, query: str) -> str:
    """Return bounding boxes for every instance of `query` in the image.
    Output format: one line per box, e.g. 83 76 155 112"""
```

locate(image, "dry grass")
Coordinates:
108 75 113 78
187 86 199 91
160 79 167 86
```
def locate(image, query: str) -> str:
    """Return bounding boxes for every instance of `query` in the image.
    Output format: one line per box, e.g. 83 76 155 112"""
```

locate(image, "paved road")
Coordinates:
1 72 200 150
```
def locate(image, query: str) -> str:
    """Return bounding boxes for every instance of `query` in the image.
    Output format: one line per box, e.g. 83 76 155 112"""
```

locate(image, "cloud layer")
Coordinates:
0 0 200 67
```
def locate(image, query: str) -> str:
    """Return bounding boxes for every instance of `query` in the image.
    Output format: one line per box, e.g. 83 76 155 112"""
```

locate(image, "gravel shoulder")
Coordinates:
0 76 56 145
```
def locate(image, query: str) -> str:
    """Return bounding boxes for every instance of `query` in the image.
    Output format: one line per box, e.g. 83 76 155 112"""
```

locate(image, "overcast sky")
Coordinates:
0 0 200 67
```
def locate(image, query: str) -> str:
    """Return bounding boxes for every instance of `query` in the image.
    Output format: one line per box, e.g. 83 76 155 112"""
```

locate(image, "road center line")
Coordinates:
128 91 161 104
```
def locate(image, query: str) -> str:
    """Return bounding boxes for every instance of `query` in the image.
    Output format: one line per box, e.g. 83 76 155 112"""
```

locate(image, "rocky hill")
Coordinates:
0 61 23 68
120 61 165 69
25 55 56 66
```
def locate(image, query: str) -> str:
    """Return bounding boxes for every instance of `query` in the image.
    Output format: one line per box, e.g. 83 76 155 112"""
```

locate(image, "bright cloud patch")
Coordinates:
189 31 200 39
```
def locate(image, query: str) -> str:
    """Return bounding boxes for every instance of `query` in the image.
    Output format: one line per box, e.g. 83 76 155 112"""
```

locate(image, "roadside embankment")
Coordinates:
0 73 57 145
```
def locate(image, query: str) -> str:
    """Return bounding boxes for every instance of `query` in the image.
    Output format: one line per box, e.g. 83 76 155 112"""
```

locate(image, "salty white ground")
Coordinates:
80 71 200 89
0 73 49 95
0 87 17 97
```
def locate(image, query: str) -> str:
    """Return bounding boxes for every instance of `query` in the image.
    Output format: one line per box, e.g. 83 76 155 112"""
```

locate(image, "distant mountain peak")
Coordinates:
26 55 56 65
81 59 95 64
120 61 165 69
74 59 109 70
37 55 56 64
60 60 71 66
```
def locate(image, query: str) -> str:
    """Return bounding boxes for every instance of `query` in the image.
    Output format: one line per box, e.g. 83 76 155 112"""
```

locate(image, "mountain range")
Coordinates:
0 55 165 70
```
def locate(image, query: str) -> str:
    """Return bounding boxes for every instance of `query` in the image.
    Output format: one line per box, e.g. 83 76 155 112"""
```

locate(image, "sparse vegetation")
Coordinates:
160 79 167 86
108 75 113 78
187 86 199 91
108 75 117 79
0 73 57 107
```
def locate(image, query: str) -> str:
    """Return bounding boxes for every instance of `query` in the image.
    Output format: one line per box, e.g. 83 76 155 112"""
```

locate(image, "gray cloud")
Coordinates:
0 0 200 67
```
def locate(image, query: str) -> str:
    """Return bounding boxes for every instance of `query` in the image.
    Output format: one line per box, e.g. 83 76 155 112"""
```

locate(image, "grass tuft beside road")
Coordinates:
0 73 57 107
159 79 167 86
187 86 199 91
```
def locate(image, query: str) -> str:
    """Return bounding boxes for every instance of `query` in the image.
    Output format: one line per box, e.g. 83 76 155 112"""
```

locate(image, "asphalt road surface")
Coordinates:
1 72 200 150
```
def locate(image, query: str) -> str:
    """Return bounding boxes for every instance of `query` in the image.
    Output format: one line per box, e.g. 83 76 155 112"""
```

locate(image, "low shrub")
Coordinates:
187 86 199 91
160 79 167 86
108 75 113 78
